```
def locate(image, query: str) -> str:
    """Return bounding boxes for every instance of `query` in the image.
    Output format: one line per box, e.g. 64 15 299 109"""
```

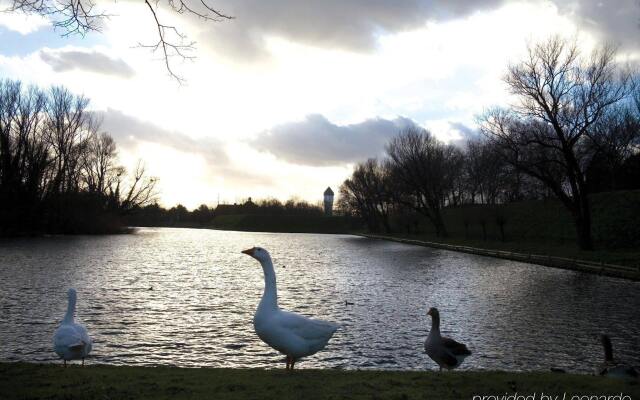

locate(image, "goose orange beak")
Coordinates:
241 248 255 256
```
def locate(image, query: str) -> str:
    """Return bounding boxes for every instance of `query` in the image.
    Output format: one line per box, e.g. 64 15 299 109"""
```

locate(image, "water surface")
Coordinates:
1 228 638 372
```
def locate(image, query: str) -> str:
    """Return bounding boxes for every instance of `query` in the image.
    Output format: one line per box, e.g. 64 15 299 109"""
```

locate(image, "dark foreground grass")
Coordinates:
1 363 638 400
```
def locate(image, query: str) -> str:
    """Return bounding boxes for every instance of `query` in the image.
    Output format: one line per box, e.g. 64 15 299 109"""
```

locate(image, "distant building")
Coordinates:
323 187 334 216
214 197 257 216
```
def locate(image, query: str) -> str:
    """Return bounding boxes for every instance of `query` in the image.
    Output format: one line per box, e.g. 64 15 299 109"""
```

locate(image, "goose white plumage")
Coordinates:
242 247 339 370
424 307 471 371
53 288 92 366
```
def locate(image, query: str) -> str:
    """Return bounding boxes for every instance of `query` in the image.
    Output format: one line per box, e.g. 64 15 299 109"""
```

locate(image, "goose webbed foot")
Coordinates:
284 356 296 371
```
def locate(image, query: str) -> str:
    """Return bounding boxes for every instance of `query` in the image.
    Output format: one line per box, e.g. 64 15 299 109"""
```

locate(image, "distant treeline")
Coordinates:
125 198 328 227
339 37 640 250
0 79 156 236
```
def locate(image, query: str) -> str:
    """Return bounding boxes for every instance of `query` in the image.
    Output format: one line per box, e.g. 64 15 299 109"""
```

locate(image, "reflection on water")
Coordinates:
0 228 638 372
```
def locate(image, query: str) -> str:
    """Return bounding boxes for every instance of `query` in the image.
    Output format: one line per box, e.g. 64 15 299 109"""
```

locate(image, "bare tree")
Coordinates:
110 160 158 213
45 86 91 195
385 127 461 237
589 104 640 185
444 145 465 206
82 129 118 195
479 36 636 250
0 78 160 234
7 0 232 82
339 158 393 233
463 137 508 204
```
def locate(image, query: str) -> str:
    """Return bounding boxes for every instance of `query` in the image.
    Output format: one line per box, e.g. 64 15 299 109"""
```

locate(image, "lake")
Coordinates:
0 227 638 372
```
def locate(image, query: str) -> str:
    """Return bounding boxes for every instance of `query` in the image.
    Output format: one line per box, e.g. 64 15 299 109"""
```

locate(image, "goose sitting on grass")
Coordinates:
597 334 638 379
242 247 339 370
53 288 92 366
424 307 471 371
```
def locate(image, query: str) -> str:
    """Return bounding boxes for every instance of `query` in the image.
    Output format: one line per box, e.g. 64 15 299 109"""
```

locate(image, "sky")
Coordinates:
0 0 639 209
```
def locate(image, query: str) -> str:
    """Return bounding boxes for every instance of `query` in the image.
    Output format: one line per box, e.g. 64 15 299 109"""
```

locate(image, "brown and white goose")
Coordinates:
597 334 638 379
424 307 471 371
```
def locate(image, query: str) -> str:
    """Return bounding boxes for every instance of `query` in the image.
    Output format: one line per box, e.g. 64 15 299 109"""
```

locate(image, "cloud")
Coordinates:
95 108 271 187
200 0 509 62
39 48 135 78
96 108 227 165
550 0 640 52
251 114 419 166
194 0 640 62
0 10 48 34
446 121 482 148
449 121 479 139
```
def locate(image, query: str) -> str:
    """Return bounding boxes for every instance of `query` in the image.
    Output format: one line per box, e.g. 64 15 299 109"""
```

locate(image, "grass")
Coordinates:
381 190 640 268
380 232 640 268
433 190 640 249
1 363 638 400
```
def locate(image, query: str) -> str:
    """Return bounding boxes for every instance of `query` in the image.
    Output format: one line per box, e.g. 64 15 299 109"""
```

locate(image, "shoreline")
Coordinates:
1 363 638 400
360 234 640 281
5 225 638 281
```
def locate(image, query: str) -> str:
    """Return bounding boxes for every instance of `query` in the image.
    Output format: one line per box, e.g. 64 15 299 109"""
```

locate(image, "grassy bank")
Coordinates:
1 363 638 400
363 233 640 280
370 232 640 269
405 190 640 251
377 190 640 269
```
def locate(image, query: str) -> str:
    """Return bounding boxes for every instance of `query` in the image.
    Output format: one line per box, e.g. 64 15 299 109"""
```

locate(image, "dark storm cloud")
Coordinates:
40 49 135 78
251 114 419 166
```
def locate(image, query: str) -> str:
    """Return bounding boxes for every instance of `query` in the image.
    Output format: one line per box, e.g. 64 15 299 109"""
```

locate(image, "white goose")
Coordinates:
53 288 92 366
242 247 339 370
424 307 471 371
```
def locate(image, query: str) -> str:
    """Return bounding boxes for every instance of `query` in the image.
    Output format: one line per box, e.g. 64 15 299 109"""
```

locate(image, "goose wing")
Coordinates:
277 310 338 341
442 336 471 356
54 324 88 352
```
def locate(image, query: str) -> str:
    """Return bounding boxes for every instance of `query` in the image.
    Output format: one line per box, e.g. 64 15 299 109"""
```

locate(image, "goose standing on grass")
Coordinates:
424 307 471 371
242 247 339 370
53 288 92 366
597 334 638 379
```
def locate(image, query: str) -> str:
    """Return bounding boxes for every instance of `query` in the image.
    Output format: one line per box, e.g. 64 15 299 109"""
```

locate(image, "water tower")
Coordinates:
323 187 334 216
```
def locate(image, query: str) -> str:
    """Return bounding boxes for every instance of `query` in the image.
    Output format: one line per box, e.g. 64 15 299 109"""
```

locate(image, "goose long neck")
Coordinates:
602 335 613 362
430 314 441 337
64 294 76 324
259 256 278 310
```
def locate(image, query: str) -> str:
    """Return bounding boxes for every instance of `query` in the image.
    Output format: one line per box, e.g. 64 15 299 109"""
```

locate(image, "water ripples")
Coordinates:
0 228 638 372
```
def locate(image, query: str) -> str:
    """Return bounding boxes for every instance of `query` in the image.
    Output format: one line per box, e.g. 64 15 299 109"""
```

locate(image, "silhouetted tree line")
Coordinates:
125 198 325 227
339 37 640 250
0 79 157 235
